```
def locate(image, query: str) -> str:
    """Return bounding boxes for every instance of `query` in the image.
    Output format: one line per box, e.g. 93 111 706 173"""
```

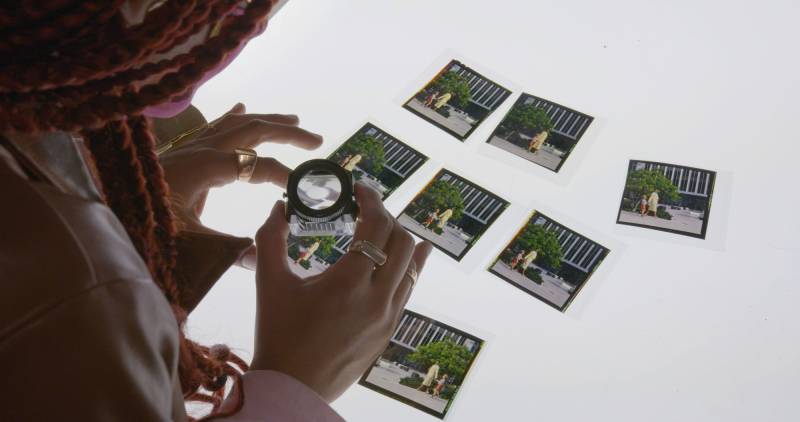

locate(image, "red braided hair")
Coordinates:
0 1 275 418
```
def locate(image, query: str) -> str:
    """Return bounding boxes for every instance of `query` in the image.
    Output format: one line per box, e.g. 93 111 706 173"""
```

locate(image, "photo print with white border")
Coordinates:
616 160 716 239
403 59 511 141
397 169 509 261
485 92 594 173
359 309 485 420
488 210 610 312
328 123 428 200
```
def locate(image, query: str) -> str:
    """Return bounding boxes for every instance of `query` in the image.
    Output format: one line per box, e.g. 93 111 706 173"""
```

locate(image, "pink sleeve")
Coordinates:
215 370 345 422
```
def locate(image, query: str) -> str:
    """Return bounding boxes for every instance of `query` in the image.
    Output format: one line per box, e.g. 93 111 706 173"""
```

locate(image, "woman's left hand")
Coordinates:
159 103 322 236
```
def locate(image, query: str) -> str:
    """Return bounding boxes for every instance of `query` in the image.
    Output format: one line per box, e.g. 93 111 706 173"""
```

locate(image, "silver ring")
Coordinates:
348 240 388 267
405 266 418 286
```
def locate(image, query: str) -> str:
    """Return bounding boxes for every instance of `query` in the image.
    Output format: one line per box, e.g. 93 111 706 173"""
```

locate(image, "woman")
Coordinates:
295 240 320 265
437 208 454 229
528 130 549 153
434 92 452 110
648 190 660 217
424 90 439 107
417 362 440 394
639 195 649 216
510 250 525 270
0 2 432 420
521 250 538 273
424 208 440 228
433 374 448 398
342 153 362 172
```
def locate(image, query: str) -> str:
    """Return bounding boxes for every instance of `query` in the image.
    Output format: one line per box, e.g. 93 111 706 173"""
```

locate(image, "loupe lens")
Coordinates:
297 170 342 211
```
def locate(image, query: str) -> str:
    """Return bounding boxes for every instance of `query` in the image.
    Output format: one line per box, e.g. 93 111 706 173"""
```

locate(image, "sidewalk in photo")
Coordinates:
399 214 469 257
365 366 448 413
406 98 472 137
287 256 328 277
618 208 703 234
490 261 570 307
487 135 563 171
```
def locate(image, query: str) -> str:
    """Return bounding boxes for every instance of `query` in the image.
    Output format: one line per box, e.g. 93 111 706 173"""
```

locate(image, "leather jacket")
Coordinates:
0 130 249 421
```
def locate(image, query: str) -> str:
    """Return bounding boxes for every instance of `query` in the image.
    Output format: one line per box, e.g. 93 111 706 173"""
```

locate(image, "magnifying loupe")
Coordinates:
285 159 357 237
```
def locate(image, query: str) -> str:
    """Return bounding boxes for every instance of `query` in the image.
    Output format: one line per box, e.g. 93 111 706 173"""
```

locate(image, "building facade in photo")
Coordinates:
532 214 607 276
361 125 426 180
446 61 510 112
631 161 714 210
439 171 506 226
390 312 480 355
520 94 592 144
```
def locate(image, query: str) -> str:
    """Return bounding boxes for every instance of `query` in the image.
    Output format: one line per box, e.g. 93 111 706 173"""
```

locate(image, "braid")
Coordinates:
129 116 179 301
0 0 272 133
0 1 124 57
1 1 276 418
82 119 160 278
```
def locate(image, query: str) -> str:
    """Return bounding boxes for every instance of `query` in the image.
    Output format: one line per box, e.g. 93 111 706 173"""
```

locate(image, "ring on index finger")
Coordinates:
348 240 388 267
234 148 258 182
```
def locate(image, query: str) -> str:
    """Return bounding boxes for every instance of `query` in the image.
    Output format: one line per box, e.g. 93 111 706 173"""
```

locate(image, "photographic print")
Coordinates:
328 123 428 199
486 93 594 172
489 211 609 312
616 160 716 239
403 59 511 141
397 169 509 261
359 310 484 419
287 234 351 277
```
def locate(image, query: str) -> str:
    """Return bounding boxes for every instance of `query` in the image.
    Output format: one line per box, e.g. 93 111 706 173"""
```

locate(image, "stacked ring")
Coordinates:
348 240 388 267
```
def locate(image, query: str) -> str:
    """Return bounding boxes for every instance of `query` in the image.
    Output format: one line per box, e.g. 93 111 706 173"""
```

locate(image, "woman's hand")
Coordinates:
159 103 322 235
250 183 434 402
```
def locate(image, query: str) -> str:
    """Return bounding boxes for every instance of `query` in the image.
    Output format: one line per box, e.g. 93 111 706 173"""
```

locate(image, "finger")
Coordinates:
212 112 300 133
255 200 292 277
332 183 395 276
204 119 317 151
371 222 415 298
229 102 246 115
196 149 291 188
392 241 433 310
236 245 258 271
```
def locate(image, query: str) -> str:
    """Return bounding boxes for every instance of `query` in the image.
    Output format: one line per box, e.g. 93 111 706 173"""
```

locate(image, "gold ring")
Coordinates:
234 148 258 182
405 266 418 286
348 240 388 267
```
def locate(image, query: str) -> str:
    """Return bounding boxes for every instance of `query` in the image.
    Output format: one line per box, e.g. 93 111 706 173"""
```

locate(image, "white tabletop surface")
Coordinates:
189 1 800 421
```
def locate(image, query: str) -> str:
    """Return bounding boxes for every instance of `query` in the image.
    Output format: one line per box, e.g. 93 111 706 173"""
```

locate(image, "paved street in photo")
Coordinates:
490 261 570 307
406 99 472 137
365 366 448 413
287 256 328 277
618 208 703 234
487 135 563 171
399 214 469 257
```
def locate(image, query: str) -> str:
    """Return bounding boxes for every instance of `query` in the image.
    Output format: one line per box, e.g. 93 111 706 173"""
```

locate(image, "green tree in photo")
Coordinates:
413 180 464 223
513 223 563 269
501 103 553 139
298 236 336 259
625 169 681 202
406 339 474 385
336 134 386 174
430 72 471 109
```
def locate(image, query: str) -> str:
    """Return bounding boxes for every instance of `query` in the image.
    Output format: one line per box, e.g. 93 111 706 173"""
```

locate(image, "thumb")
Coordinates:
229 102 246 115
255 200 291 276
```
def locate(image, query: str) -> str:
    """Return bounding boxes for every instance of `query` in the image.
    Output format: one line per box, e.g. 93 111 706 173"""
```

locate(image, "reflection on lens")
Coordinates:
297 170 342 211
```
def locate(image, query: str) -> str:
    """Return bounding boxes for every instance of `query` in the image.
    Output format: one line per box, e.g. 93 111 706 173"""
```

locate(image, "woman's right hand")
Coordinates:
249 183 433 402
